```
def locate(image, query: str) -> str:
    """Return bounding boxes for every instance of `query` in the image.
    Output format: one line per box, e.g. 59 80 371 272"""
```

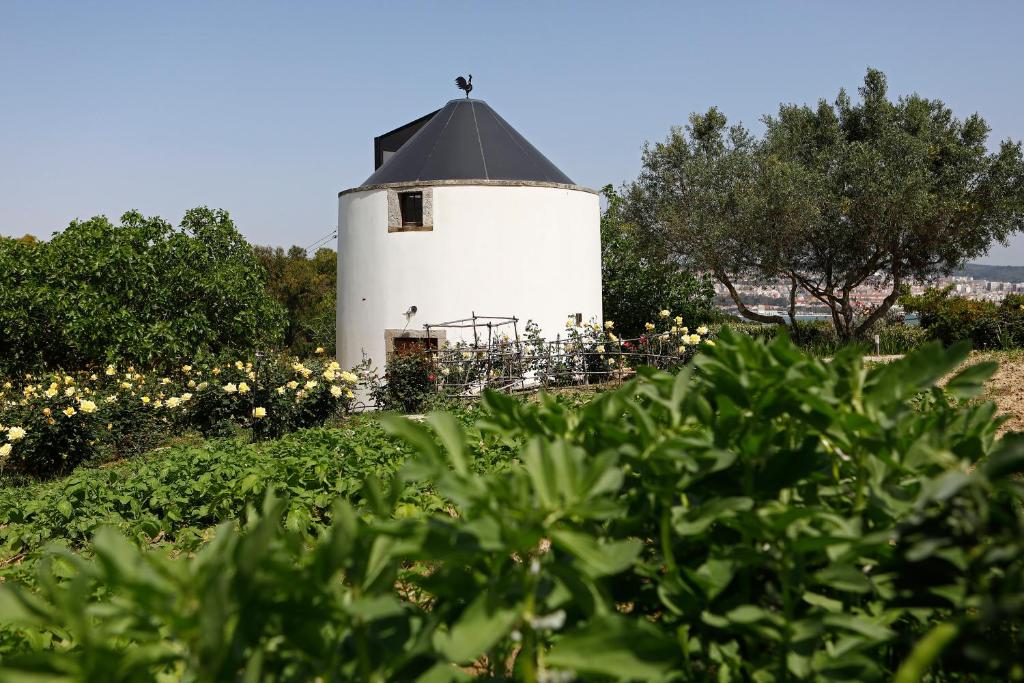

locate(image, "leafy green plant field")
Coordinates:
1 332 1023 682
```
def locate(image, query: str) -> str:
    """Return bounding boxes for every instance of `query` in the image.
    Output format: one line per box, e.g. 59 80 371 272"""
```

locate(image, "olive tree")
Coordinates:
633 69 1024 341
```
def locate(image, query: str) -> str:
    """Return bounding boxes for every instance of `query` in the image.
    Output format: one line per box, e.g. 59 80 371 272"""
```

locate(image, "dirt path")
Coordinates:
970 351 1024 435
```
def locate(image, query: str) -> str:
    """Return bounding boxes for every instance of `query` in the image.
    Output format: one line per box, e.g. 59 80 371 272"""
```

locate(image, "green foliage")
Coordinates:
0 208 287 375
369 352 435 413
721 319 929 356
255 245 337 356
903 287 1024 349
601 185 717 337
0 354 356 479
2 333 1023 680
628 68 1024 341
0 414 469 562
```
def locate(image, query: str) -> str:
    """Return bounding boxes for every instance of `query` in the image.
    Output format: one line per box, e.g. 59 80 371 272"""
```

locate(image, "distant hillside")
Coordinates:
956 263 1024 283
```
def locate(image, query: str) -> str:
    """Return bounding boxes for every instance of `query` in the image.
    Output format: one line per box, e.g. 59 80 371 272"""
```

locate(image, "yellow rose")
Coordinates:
697 325 709 335
323 368 336 381
7 426 26 441
675 316 683 326
0 443 11 458
197 382 208 390
105 365 116 376
79 400 97 414
237 382 250 394
315 347 325 354
287 381 298 390
182 365 192 373
596 345 606 353
252 406 266 419
704 339 715 346
166 397 181 409
328 361 341 371
64 387 76 397
141 396 151 404
330 385 343 398
181 393 193 401
235 361 244 370
644 322 655 331
659 309 670 318
604 320 614 330
63 406 76 417
340 371 359 384
304 380 319 390
45 388 58 398
223 383 238 394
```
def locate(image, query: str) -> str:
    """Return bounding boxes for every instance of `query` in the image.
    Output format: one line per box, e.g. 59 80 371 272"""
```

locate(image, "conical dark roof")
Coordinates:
361 99 574 187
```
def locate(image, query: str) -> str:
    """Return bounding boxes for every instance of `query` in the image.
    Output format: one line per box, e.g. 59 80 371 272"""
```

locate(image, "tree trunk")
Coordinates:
854 275 903 337
715 270 787 326
787 275 802 345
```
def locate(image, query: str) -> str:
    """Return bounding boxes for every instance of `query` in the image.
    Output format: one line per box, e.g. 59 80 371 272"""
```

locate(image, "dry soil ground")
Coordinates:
971 350 1024 435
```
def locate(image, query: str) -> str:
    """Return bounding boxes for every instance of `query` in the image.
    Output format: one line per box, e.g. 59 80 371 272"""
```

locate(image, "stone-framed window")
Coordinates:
384 328 446 361
387 187 433 232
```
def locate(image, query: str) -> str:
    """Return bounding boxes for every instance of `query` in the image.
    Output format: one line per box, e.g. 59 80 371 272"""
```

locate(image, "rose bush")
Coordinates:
0 351 359 479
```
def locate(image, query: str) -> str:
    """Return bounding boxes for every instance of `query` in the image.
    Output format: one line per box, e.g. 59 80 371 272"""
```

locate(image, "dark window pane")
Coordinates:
398 191 423 227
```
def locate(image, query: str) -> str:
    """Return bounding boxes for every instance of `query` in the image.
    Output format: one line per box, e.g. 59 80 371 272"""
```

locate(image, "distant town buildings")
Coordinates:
715 273 1024 320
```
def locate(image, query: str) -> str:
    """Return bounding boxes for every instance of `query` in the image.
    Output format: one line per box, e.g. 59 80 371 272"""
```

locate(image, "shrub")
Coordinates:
722 318 929 356
0 353 357 479
0 208 287 376
2 333 1022 680
600 186 717 337
903 287 1024 350
255 245 337 356
369 352 435 413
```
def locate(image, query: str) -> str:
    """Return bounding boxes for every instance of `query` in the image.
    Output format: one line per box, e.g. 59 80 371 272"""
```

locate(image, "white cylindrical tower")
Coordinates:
337 98 601 373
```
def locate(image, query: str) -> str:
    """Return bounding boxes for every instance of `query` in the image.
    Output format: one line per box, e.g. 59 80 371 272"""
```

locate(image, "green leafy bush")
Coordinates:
600 186 718 337
903 287 1024 349
0 208 286 376
723 319 929 355
1 332 1023 681
369 352 435 413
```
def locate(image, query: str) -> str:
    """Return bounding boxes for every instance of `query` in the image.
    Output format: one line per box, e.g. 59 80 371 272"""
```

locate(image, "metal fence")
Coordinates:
418 315 701 396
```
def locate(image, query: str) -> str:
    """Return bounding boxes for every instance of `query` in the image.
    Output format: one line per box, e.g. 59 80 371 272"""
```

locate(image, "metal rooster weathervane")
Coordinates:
455 74 473 98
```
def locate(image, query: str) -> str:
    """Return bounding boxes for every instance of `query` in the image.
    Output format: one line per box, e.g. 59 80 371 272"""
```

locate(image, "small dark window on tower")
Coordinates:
398 191 423 227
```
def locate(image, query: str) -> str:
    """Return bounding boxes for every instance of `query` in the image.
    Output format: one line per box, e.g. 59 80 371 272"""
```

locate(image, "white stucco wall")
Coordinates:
336 184 602 372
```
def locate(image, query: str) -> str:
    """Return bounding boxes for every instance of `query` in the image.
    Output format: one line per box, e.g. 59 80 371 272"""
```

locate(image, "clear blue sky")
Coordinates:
3 0 1023 264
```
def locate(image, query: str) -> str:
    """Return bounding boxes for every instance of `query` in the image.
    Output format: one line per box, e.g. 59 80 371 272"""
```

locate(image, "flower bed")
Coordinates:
0 351 359 479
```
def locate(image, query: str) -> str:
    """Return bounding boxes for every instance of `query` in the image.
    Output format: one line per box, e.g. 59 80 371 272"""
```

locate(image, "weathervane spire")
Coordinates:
455 74 473 98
